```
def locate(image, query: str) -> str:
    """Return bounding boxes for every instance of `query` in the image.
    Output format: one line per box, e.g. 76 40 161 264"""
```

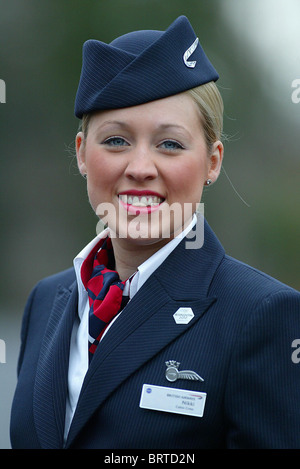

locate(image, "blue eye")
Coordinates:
159 140 184 151
102 136 129 147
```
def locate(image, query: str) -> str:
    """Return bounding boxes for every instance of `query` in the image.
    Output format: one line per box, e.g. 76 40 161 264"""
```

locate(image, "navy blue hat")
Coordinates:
75 15 218 118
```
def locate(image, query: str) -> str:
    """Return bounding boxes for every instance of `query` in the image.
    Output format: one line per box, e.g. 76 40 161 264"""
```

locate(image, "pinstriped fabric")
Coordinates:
77 40 135 106
33 284 77 448
224 289 300 448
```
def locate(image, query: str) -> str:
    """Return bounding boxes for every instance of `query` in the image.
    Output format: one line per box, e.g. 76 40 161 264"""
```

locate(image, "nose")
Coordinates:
124 145 158 182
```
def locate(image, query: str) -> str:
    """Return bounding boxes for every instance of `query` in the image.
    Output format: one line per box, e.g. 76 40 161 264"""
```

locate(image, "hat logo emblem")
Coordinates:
183 37 199 68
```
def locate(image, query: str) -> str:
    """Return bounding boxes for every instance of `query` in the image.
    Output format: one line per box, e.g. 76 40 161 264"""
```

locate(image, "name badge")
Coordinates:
139 384 206 418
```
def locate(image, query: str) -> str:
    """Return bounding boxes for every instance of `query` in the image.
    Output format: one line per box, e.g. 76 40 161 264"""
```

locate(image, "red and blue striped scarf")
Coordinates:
81 237 129 362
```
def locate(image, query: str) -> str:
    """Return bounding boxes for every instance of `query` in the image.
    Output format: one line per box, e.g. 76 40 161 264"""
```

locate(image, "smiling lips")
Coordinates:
118 191 165 213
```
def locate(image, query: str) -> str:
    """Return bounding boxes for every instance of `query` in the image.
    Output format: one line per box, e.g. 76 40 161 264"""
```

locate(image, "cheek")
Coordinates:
86 149 110 178
85 153 120 208
168 158 207 200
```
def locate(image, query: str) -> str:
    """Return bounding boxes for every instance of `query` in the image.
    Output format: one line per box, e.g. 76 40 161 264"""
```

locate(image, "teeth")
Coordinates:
119 194 164 207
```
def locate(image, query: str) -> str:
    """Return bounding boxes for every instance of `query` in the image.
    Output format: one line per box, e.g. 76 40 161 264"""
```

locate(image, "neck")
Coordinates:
109 214 196 280
110 237 171 281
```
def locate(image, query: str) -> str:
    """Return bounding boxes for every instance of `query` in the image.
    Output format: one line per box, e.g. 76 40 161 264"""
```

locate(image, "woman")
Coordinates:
10 16 300 449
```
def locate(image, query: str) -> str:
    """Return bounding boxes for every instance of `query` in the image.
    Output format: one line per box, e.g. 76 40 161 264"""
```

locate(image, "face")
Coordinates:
76 93 223 246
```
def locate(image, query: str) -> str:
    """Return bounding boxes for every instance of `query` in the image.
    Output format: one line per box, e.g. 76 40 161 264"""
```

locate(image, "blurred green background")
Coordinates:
0 0 299 448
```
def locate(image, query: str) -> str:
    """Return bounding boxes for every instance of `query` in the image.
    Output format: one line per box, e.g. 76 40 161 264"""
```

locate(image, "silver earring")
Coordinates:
83 173 87 179
206 179 212 186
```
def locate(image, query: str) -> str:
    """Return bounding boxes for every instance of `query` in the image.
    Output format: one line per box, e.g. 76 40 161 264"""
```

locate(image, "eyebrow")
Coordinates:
157 123 188 131
97 120 192 137
99 120 129 129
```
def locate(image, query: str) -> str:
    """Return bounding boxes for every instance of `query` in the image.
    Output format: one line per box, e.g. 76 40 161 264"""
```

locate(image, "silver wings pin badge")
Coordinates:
165 360 204 383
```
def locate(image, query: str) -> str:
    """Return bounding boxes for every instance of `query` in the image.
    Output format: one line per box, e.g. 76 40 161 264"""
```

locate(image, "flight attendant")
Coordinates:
10 16 300 449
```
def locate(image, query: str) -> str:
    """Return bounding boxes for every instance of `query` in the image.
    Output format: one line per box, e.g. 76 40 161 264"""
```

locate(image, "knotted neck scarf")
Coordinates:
81 237 129 362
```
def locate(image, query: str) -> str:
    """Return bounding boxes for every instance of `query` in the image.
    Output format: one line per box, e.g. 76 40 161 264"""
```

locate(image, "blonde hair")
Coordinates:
185 81 224 152
81 113 92 140
80 81 224 152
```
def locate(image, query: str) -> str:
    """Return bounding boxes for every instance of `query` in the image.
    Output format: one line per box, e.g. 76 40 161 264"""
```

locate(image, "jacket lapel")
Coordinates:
66 220 224 448
33 281 78 449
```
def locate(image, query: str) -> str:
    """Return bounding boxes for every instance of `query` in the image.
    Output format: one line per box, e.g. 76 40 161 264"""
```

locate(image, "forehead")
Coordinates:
88 93 202 133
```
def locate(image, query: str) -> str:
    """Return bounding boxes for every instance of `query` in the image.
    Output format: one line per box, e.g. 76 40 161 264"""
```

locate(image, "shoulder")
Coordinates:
22 267 76 328
17 267 76 374
38 266 76 287
211 254 299 307
32 267 76 297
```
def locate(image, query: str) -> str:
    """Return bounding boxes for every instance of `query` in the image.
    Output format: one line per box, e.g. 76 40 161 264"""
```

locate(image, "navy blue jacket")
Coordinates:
10 221 300 448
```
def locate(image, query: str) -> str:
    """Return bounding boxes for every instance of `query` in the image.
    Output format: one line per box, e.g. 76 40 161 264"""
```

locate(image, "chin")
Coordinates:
108 218 185 246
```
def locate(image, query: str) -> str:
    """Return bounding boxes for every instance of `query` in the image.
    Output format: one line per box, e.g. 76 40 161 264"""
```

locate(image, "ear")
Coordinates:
207 140 223 183
75 131 87 176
